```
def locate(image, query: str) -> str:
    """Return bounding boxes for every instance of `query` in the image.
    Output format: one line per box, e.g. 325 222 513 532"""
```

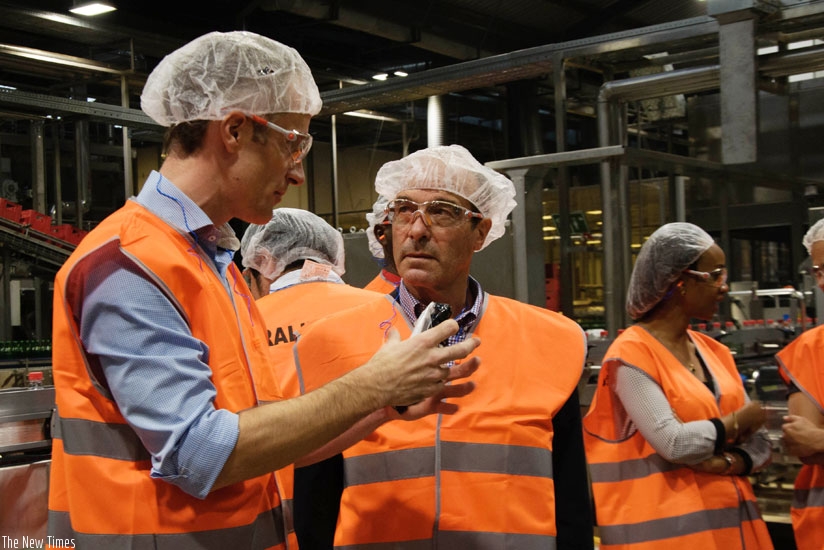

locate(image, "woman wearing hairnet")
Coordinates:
583 222 774 549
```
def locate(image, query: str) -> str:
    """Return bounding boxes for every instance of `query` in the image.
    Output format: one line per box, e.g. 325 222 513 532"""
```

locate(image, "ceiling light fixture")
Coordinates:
372 73 388 81
0 44 123 74
343 110 403 123
69 2 116 16
394 70 408 77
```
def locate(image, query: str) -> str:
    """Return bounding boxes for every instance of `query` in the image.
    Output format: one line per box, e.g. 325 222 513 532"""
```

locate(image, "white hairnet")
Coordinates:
374 145 516 250
141 31 322 126
803 217 824 254
626 222 715 320
241 208 345 280
366 195 390 260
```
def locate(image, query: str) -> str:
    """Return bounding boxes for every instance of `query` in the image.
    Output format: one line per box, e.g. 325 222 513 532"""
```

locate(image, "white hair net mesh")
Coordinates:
241 208 345 280
374 145 516 250
141 31 322 126
803 218 824 255
626 222 715 320
365 195 390 260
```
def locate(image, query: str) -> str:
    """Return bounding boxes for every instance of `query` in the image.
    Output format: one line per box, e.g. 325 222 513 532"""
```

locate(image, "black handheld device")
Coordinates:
395 302 453 414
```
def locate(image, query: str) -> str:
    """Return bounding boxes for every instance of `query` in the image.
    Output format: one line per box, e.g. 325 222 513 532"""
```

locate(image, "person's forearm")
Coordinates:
214 367 383 490
614 364 716 463
213 321 480 490
294 407 391 468
785 394 824 458
735 428 772 472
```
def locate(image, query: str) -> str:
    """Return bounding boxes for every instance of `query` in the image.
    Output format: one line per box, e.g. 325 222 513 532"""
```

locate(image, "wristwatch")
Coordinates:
721 453 735 475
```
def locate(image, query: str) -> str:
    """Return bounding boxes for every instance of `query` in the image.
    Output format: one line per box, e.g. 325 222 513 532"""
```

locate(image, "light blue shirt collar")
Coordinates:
135 170 239 272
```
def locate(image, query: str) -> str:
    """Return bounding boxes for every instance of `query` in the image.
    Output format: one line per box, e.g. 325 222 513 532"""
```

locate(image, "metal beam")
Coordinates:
0 88 160 130
319 17 720 116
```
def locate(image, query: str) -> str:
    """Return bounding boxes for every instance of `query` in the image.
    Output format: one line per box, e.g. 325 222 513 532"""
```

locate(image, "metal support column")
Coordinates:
427 95 444 147
121 75 134 200
506 167 549 307
599 100 626 334
30 120 46 214
331 113 339 229
718 14 758 164
33 275 43 338
554 56 574 317
74 120 90 228
674 176 687 222
53 122 62 225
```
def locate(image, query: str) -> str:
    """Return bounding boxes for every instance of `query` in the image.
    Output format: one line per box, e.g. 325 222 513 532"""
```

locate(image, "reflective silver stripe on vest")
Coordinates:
588 453 681 483
336 540 433 550
48 507 286 550
599 500 763 545
793 486 824 509
344 442 552 487
336 531 556 550
54 413 150 462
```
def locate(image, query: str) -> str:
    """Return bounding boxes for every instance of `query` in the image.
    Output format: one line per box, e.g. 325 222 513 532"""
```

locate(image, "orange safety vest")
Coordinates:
48 200 292 550
362 269 400 294
294 293 586 549
256 280 381 517
776 327 824 550
583 325 773 550
257 280 382 399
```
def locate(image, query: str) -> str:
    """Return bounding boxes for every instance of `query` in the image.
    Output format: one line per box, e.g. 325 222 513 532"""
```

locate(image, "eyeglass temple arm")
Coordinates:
248 115 299 141
249 114 269 126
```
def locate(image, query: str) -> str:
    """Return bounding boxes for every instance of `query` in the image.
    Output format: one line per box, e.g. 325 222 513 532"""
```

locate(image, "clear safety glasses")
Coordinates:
684 267 728 287
249 114 313 163
385 199 484 228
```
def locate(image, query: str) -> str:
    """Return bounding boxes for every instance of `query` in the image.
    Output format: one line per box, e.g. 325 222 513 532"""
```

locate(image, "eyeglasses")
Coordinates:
249 114 313 163
811 265 824 280
684 267 728 287
385 199 484 228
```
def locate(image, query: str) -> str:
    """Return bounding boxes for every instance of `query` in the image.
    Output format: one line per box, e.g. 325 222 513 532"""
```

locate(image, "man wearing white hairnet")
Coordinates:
241 208 383 550
49 33 479 550
777 217 824 549
363 195 401 293
294 144 593 549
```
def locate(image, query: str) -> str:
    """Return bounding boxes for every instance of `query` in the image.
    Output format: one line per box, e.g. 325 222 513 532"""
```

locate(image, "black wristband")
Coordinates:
709 418 726 455
728 447 754 476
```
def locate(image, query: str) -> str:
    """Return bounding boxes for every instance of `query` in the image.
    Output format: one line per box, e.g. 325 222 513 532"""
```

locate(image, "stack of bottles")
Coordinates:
0 340 53 360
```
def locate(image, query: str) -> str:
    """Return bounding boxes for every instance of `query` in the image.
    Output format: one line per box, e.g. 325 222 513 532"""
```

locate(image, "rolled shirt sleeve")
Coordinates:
81 255 239 499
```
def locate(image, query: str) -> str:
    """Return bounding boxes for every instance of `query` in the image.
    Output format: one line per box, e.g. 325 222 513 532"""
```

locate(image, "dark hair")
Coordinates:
163 120 210 157
162 118 270 157
284 259 306 272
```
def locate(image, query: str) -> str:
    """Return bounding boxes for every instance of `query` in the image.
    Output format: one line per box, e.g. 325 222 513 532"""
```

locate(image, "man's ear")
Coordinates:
221 111 248 151
374 224 387 243
473 218 492 251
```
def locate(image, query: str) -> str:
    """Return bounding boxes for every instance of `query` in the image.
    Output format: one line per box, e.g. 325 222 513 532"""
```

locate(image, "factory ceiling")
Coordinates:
0 1 708 89
0 0 715 155
3 1 824 165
